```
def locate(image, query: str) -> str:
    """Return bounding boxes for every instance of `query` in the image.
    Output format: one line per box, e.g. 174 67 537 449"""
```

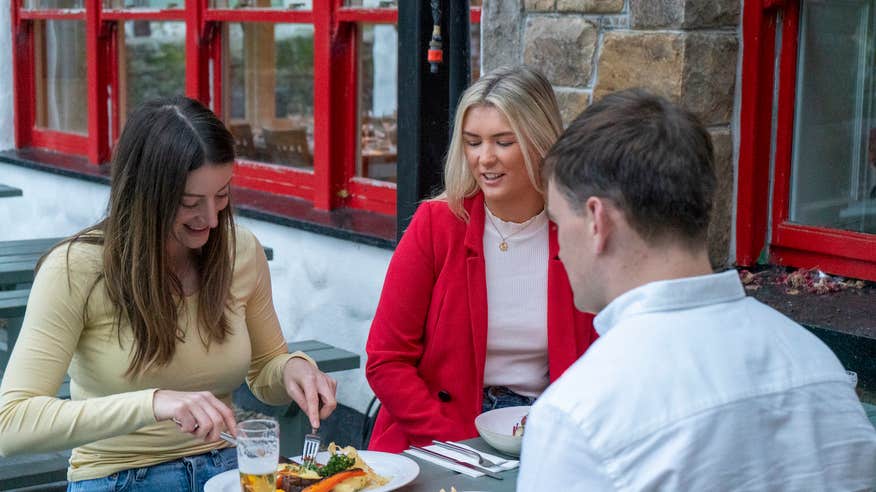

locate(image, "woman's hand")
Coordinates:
283 357 338 429
152 389 238 441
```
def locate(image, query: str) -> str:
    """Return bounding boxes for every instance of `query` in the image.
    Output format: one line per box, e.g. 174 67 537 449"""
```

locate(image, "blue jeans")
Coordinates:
482 386 536 413
67 447 237 492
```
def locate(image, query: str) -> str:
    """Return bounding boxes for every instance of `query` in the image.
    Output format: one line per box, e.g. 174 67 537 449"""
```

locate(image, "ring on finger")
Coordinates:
172 417 199 431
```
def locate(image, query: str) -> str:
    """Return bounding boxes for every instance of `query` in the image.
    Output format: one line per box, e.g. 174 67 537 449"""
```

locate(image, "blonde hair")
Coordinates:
439 65 564 220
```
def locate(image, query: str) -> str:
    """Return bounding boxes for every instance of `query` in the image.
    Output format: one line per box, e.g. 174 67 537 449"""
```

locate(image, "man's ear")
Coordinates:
587 196 612 255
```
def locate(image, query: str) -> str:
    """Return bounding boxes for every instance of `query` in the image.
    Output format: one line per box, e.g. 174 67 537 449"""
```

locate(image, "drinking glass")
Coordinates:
847 370 864 399
237 419 279 492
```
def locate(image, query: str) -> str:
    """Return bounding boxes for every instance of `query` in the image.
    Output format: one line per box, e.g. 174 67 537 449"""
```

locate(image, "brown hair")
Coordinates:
40 96 237 377
545 89 716 248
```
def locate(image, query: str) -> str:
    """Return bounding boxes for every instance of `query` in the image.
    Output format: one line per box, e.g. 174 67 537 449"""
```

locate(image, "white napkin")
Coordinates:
403 442 519 478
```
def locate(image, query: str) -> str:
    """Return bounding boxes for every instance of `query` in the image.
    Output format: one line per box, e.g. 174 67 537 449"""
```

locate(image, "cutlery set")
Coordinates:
409 440 511 480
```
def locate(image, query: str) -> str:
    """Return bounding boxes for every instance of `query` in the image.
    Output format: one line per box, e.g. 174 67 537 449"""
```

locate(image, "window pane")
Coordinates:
210 0 311 9
103 0 181 7
35 20 87 134
24 0 82 8
119 21 186 121
471 18 480 81
358 23 397 182
789 0 876 233
344 0 396 6
223 23 314 169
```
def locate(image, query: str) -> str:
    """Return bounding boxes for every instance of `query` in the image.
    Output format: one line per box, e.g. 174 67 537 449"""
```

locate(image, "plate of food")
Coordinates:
204 443 420 492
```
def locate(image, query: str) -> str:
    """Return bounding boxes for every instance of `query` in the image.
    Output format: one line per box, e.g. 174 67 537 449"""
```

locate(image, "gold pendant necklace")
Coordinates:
485 207 539 252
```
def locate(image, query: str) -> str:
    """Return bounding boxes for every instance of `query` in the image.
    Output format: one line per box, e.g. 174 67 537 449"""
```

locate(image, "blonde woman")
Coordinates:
366 66 598 452
0 96 337 491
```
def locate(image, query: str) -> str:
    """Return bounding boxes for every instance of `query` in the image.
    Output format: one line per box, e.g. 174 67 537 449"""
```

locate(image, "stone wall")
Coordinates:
483 0 740 268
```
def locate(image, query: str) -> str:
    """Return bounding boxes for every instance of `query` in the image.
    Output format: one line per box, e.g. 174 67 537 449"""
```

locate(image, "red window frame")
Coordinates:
10 1 481 218
737 0 876 281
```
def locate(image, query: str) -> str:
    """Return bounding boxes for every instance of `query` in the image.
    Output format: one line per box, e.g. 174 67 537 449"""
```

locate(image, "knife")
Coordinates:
409 445 504 480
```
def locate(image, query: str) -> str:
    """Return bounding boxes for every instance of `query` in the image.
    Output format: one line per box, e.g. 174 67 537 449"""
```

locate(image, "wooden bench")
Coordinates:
0 289 28 369
0 184 23 198
0 451 70 491
0 339 359 491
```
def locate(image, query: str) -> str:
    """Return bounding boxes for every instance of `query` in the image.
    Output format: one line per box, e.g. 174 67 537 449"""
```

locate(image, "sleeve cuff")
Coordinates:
142 388 161 424
287 350 317 369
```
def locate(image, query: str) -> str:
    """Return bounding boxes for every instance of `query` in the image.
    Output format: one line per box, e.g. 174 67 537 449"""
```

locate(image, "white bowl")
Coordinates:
474 405 530 457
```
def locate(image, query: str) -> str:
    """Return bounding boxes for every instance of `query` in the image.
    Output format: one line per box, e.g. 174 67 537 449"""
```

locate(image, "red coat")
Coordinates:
365 192 597 452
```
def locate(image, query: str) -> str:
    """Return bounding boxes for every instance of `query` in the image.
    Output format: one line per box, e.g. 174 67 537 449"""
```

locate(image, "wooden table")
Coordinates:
0 237 272 288
0 237 63 288
0 184 23 198
399 437 518 491
361 148 397 180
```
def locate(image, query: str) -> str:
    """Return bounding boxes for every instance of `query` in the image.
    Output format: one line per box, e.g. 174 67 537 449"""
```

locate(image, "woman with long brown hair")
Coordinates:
0 96 336 491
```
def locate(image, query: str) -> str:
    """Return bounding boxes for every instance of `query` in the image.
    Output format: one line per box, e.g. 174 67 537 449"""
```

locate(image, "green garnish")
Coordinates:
317 453 356 477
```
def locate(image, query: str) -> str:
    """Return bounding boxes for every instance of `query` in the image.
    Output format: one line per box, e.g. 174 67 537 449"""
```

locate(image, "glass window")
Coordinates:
358 23 397 182
344 0 396 6
223 23 314 169
210 0 311 9
24 0 82 8
119 21 186 121
34 20 87 134
470 17 480 81
103 0 182 7
789 0 876 233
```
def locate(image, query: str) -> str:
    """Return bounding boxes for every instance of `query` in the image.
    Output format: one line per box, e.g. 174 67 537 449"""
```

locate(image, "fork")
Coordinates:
432 440 507 468
301 427 321 466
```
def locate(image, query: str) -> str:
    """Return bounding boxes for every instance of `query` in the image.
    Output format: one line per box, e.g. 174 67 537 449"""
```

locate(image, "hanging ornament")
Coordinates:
428 0 443 74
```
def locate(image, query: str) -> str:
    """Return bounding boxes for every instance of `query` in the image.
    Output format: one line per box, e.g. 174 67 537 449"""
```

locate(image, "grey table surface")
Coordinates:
398 437 518 492
0 183 23 198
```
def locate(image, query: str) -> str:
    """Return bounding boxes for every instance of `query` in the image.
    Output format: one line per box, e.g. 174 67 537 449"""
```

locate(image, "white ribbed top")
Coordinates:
482 204 550 397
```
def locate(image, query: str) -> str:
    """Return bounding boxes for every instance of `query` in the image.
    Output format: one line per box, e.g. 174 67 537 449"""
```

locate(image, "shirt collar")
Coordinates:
593 270 745 336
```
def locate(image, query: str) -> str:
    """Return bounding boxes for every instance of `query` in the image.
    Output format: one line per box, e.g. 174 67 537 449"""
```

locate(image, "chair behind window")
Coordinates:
263 127 312 168
228 121 259 161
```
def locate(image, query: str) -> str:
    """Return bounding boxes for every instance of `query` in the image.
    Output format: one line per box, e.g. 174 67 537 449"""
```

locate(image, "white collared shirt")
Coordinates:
518 271 876 491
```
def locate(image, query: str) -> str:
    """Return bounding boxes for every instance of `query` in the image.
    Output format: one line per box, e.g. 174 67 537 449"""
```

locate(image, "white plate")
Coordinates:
204 450 420 492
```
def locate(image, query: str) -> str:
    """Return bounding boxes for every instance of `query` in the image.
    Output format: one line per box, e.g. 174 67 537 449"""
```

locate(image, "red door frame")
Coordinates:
10 2 481 218
12 3 91 158
738 0 876 280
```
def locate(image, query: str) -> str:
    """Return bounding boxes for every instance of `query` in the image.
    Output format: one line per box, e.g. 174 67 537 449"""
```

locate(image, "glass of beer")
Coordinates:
237 418 279 492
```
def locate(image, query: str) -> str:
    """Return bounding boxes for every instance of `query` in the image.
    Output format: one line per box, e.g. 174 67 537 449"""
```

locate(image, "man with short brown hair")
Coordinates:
517 89 876 491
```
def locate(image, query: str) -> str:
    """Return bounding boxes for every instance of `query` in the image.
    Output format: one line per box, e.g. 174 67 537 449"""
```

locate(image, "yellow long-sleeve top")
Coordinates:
0 226 311 481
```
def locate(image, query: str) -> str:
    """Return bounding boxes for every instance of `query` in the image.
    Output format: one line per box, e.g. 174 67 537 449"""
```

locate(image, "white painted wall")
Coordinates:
0 162 392 412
